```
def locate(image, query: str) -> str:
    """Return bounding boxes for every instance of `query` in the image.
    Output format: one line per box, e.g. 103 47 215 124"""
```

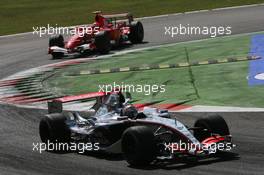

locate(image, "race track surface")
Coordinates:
1 5 264 175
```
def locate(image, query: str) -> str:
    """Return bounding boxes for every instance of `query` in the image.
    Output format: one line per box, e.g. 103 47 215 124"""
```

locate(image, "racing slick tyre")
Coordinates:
121 126 156 166
94 31 111 54
193 114 230 142
49 34 64 48
128 21 144 44
49 34 65 59
39 113 71 144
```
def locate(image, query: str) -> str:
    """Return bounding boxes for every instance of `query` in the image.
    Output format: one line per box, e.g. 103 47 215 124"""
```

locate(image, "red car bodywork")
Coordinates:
48 12 138 57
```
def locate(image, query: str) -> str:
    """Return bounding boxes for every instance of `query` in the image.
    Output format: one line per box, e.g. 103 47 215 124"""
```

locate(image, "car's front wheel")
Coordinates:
121 126 156 166
193 114 230 142
49 35 65 59
49 34 64 47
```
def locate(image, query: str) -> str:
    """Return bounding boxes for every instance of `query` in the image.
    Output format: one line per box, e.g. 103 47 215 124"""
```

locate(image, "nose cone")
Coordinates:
65 35 82 49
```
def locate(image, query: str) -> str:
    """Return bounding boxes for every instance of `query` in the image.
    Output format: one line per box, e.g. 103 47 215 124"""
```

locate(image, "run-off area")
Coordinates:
43 32 264 108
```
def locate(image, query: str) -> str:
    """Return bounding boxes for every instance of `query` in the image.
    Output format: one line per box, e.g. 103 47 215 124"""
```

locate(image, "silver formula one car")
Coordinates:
39 91 234 166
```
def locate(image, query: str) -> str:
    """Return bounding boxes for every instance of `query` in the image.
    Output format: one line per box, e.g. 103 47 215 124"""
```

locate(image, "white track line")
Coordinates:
178 105 264 112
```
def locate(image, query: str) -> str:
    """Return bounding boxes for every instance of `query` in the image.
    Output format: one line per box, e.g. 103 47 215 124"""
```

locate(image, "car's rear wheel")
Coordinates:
94 31 111 54
193 115 230 142
39 113 71 144
121 126 156 166
49 35 65 59
128 21 144 44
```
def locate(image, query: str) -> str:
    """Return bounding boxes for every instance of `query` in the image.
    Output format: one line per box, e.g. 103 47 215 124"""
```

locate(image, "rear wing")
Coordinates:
47 90 127 113
102 13 133 23
48 92 106 113
103 13 133 19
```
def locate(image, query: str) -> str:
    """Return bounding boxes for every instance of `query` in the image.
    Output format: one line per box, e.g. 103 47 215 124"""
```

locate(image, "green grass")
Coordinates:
44 32 264 107
59 34 251 73
47 68 196 104
1 0 264 35
190 62 264 107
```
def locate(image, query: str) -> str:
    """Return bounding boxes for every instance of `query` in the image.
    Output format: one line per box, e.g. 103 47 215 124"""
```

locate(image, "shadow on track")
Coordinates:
51 149 239 170
129 152 240 170
50 41 149 60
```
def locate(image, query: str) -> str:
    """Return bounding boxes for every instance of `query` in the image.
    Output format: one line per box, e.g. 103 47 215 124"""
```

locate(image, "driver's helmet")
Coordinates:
122 105 138 119
105 93 120 111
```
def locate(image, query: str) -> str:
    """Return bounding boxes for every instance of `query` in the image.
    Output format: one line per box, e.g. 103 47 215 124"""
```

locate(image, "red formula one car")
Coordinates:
48 11 144 59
